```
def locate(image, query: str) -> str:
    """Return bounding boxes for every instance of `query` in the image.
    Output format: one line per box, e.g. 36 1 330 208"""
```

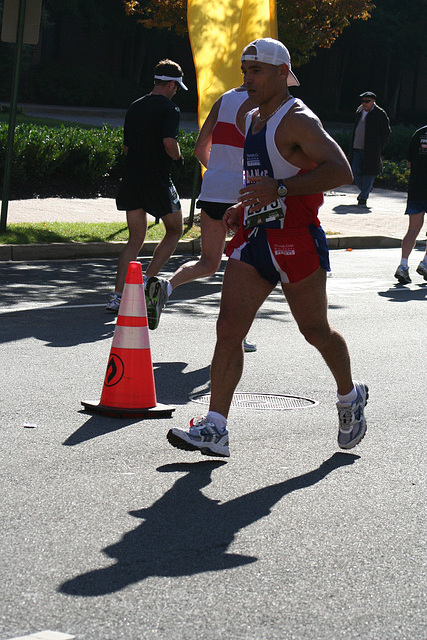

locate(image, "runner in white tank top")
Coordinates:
144 85 257 350
198 88 248 204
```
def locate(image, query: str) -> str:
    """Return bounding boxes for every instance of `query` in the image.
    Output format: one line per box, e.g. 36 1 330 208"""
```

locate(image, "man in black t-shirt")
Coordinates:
106 59 187 314
394 125 427 284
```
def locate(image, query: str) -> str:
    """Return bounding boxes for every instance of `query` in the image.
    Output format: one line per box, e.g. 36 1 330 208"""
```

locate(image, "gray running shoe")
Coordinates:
394 265 411 284
106 293 121 313
243 338 257 353
337 382 369 449
416 261 427 281
145 277 169 330
167 417 230 457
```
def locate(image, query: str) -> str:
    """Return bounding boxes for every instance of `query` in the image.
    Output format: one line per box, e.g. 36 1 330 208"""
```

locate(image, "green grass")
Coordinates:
0 221 201 245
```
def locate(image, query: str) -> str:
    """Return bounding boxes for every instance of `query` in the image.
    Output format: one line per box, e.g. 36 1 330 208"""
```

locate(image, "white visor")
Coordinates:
154 75 188 90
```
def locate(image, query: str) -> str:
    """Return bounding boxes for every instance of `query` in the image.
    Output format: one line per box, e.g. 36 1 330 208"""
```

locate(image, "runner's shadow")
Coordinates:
59 452 359 596
332 205 371 214
153 361 211 402
378 284 427 302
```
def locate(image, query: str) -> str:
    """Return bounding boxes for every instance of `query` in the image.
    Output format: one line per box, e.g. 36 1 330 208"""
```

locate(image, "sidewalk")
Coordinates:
1 184 417 261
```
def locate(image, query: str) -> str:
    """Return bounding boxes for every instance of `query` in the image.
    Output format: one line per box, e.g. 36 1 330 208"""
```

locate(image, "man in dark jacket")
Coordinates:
350 91 391 206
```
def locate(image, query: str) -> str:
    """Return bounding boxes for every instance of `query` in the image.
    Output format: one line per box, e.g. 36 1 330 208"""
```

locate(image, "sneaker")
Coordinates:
145 277 169 330
243 338 257 353
337 382 369 449
416 261 427 281
167 417 230 457
394 265 411 284
106 293 121 313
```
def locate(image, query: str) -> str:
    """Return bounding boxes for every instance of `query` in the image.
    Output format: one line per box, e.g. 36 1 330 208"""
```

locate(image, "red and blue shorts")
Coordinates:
226 223 330 285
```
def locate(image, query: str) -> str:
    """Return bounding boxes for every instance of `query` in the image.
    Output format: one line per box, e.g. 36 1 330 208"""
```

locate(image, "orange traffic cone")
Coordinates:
82 261 175 418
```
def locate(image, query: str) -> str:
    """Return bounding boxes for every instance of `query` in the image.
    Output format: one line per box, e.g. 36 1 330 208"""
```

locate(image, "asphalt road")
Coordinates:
1 248 426 640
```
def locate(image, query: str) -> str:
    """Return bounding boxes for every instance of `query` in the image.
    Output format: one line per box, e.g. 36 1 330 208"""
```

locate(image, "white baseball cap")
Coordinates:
154 75 188 90
241 38 300 87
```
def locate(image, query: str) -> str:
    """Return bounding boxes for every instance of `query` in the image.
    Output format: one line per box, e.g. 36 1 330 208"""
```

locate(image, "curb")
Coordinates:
0 239 201 262
326 235 402 249
0 235 414 263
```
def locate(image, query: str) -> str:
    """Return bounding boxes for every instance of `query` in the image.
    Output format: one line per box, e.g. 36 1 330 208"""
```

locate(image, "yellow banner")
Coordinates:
188 0 277 128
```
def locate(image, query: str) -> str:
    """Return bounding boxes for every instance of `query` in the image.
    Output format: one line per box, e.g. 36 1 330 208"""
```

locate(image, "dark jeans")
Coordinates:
351 149 375 201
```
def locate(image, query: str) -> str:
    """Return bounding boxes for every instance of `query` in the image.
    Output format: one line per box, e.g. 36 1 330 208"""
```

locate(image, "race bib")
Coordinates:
244 199 285 228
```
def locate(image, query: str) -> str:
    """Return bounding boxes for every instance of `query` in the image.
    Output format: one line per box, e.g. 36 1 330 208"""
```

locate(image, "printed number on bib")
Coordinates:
244 199 285 228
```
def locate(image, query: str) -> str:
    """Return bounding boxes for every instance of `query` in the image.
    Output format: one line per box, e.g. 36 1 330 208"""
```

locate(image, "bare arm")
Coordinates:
194 98 221 168
163 137 182 161
239 109 353 211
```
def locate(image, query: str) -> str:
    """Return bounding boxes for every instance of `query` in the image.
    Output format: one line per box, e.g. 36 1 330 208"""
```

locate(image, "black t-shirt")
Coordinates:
407 125 427 200
122 94 180 185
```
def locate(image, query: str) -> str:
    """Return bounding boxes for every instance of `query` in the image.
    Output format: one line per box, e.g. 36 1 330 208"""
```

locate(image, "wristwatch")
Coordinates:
277 180 288 198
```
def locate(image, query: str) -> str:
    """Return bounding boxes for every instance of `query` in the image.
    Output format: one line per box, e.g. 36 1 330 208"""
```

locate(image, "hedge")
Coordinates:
0 122 418 199
0 124 200 199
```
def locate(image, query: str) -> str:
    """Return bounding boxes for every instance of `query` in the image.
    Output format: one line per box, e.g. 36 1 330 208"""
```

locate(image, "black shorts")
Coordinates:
196 200 236 221
116 177 181 220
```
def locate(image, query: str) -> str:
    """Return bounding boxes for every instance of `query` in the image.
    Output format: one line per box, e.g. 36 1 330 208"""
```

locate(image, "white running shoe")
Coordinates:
243 338 257 353
394 265 411 284
167 417 230 457
337 382 369 449
145 277 169 330
106 293 121 313
416 261 427 281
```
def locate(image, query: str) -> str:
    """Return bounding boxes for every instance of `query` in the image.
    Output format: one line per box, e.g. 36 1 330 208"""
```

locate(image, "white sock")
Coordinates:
166 281 173 297
337 386 357 404
400 258 408 268
206 411 227 432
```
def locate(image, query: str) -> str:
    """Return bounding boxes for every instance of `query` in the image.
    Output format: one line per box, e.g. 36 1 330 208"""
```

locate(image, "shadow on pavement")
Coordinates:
63 414 145 446
59 452 360 597
332 205 371 215
63 361 211 446
378 283 427 302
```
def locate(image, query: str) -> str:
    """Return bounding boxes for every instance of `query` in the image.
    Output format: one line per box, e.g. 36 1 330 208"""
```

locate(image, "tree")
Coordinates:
123 0 373 65
345 0 427 118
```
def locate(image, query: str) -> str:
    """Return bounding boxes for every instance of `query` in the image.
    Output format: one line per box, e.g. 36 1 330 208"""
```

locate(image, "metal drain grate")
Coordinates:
189 392 318 410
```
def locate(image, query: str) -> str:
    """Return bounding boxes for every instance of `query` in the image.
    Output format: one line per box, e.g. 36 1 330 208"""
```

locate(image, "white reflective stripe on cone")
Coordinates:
112 325 150 350
119 283 146 317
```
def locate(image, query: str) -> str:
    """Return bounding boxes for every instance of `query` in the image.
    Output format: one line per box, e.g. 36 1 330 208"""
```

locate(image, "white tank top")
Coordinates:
243 97 323 229
198 88 248 203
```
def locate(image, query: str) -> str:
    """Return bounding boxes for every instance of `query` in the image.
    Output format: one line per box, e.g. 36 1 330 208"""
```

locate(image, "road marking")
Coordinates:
327 278 412 293
0 303 107 314
3 631 75 640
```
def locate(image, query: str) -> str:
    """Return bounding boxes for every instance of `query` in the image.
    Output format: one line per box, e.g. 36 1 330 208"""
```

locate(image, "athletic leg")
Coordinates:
401 211 425 260
145 210 183 278
166 258 273 456
168 211 226 290
282 266 353 396
209 259 275 418
114 209 148 294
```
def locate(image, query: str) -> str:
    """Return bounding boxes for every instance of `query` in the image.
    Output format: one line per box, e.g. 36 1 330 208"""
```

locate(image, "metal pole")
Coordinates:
188 163 201 228
0 0 27 232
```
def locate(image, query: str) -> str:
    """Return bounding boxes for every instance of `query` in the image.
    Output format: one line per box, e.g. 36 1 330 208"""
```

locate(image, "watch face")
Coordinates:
277 184 287 197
